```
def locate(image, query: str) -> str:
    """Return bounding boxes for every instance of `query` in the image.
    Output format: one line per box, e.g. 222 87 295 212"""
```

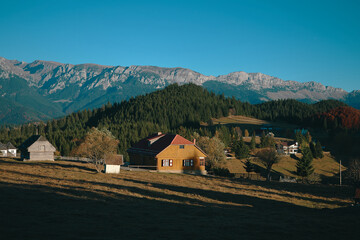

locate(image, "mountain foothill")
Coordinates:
1 56 359 124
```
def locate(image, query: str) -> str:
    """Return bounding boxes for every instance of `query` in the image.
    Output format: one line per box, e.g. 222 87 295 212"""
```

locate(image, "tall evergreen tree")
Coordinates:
260 131 266 148
296 147 314 181
315 141 324 158
250 132 256 150
244 158 255 177
323 118 328 130
233 137 250 159
309 141 317 158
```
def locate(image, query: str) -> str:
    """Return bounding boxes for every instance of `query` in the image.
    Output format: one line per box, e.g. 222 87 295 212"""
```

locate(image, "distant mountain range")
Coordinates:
1 56 359 124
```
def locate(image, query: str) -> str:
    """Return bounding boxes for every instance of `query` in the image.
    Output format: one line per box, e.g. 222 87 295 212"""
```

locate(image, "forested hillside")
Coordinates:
0 73 64 123
0 84 353 160
255 99 347 124
1 56 359 125
316 106 360 130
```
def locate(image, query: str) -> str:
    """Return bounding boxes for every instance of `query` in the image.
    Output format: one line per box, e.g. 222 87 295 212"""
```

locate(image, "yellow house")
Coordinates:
127 132 207 175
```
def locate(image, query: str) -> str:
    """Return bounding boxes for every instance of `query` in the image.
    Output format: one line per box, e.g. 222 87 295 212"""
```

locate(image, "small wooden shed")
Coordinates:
19 135 56 161
104 154 123 174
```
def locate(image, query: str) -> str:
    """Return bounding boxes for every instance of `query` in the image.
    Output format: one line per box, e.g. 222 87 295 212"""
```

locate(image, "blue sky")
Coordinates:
1 0 359 91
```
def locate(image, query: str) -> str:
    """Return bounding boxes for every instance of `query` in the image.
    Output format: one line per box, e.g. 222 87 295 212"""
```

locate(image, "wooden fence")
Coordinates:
127 165 157 170
56 156 91 162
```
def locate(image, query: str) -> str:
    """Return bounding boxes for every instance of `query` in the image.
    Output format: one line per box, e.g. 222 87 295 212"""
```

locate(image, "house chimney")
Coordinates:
193 139 196 144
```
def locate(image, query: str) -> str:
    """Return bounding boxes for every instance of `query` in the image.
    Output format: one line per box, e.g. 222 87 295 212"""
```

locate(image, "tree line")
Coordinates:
0 83 354 161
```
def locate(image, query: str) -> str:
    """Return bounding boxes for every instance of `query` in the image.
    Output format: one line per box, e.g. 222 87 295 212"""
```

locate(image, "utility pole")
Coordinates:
339 159 342 186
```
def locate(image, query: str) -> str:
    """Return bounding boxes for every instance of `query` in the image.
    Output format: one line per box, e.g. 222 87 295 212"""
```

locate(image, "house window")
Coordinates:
183 159 193 167
199 158 205 166
39 145 45 151
179 145 184 149
162 159 173 167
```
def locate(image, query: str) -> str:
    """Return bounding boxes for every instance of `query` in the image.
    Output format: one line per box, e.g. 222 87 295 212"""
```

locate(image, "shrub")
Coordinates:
212 167 234 177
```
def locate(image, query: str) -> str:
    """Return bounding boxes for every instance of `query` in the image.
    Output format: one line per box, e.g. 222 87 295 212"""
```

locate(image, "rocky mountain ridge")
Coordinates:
0 56 358 124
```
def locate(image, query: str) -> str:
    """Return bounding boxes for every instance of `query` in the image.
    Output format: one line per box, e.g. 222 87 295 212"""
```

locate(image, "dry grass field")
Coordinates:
209 115 298 129
211 115 270 125
0 158 359 239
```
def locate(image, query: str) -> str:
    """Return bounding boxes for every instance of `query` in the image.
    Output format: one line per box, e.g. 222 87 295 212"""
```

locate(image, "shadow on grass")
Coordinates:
235 178 353 200
0 158 96 173
1 160 360 239
215 181 350 206
1 180 359 240
0 169 306 209
290 154 301 161
120 177 349 207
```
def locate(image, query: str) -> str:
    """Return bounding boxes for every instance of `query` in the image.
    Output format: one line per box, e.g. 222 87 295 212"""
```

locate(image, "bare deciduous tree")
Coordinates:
194 133 226 169
73 127 119 172
346 159 360 184
256 148 280 181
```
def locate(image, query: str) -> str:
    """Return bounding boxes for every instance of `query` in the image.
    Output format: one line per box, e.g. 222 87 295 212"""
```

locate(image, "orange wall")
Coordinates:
156 145 206 172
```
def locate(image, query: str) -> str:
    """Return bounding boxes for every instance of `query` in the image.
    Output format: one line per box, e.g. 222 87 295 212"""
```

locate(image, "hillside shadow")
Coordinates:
0 158 23 163
290 154 301 161
1 158 359 239
240 178 352 200
3 168 340 209
1 179 359 240
120 177 349 207
40 161 96 173
215 182 349 206
0 159 96 173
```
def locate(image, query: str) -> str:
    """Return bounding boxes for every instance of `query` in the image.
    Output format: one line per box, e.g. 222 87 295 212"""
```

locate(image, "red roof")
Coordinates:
171 135 194 145
127 133 195 156
279 141 297 147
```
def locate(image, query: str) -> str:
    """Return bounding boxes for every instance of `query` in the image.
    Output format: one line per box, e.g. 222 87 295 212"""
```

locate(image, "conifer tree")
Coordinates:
244 158 255 178
260 131 266 148
309 141 317 158
295 131 303 146
250 132 256 149
323 118 328 130
296 147 314 181
233 137 250 159
315 141 324 158
305 131 312 143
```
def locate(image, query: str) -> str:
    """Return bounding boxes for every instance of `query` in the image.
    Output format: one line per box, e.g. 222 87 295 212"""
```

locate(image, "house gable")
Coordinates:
156 144 207 159
28 141 56 152
156 144 207 174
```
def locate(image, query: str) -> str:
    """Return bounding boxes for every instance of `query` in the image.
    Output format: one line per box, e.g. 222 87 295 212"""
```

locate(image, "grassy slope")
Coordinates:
210 115 343 179
209 115 298 129
0 158 358 239
223 152 343 178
